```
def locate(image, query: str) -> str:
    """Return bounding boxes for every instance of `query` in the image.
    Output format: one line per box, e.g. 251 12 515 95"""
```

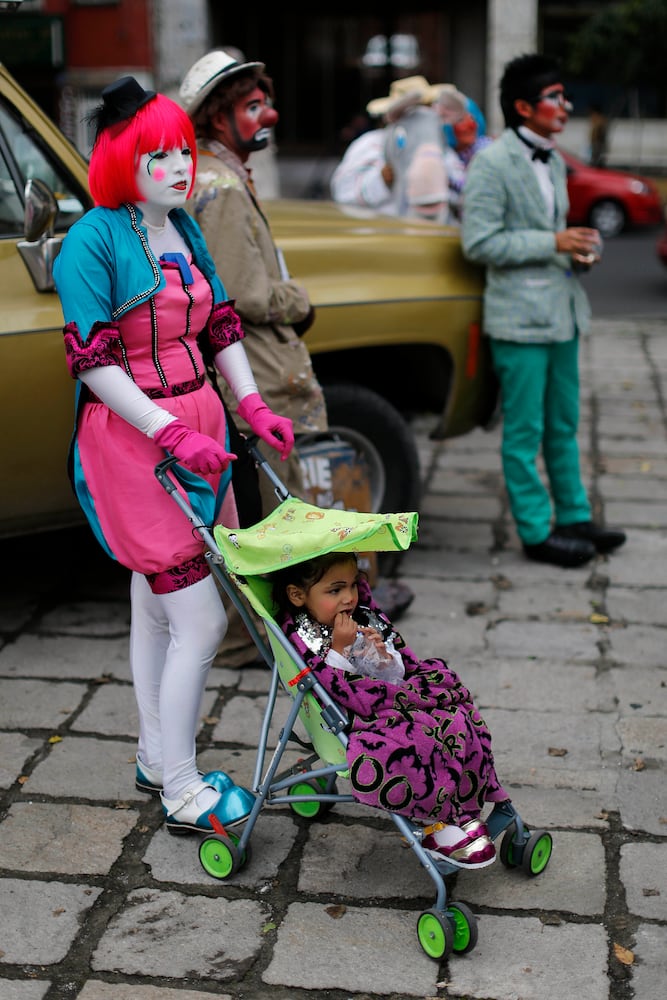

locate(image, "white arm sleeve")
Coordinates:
213 339 258 403
79 366 175 438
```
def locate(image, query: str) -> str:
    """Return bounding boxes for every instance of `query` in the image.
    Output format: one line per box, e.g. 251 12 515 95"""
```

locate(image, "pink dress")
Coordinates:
75 257 238 582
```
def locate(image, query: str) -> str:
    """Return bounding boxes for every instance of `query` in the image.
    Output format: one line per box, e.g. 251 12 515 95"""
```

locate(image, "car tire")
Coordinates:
317 382 422 515
588 199 626 238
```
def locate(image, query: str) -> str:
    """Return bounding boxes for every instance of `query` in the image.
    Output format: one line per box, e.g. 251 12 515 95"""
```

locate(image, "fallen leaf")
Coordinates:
639 461 652 473
18 775 28 785
631 758 646 771
548 747 568 757
114 801 131 810
262 921 277 934
642 887 660 897
325 904 347 919
48 735 62 744
659 816 667 825
613 943 635 965
595 810 609 820
52 908 66 917
202 715 219 725
589 613 609 625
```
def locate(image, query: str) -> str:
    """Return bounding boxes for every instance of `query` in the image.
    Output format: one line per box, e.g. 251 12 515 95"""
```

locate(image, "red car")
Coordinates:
560 149 663 239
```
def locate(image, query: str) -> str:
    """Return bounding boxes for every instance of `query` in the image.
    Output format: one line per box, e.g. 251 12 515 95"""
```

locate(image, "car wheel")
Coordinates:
588 199 626 238
320 382 422 514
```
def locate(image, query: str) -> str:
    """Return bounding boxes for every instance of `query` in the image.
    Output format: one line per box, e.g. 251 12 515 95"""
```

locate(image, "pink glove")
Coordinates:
236 393 294 461
153 419 237 475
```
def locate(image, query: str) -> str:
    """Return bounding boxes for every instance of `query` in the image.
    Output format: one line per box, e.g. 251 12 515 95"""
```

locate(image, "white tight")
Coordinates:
129 571 228 800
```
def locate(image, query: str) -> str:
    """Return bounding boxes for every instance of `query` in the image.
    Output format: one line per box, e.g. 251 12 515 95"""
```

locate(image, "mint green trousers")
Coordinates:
490 336 591 546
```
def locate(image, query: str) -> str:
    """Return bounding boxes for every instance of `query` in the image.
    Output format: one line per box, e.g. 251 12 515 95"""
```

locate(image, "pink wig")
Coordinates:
88 93 197 208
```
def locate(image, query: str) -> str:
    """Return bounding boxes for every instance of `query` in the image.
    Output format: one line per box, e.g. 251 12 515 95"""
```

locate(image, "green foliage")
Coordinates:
568 0 667 91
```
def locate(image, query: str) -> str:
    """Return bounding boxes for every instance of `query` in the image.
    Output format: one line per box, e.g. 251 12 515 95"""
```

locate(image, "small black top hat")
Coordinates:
89 75 157 140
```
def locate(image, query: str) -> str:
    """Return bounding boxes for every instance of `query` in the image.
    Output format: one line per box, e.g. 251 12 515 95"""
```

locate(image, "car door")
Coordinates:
0 67 91 535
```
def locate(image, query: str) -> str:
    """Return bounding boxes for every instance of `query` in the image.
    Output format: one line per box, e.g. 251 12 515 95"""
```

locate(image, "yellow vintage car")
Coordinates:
0 62 496 537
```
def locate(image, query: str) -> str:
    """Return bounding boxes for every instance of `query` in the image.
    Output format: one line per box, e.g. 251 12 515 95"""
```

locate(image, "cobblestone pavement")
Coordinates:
1 318 665 1000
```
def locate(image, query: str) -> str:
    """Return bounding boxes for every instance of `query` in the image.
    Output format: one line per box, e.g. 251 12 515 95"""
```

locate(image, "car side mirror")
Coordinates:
18 178 62 293
24 177 58 242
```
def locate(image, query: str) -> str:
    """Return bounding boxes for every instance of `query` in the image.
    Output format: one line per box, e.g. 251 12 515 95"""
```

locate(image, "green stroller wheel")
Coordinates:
288 778 330 819
416 908 454 960
522 830 552 876
446 901 478 954
499 821 520 868
199 833 249 880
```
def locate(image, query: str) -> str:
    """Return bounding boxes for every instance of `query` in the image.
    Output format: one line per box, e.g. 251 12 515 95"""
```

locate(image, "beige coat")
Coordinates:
187 140 327 503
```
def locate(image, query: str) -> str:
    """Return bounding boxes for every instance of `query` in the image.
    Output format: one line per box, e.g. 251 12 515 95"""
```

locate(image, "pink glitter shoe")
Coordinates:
421 822 496 869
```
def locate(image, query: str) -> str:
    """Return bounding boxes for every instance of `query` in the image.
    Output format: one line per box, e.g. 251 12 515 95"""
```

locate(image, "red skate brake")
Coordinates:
208 813 227 836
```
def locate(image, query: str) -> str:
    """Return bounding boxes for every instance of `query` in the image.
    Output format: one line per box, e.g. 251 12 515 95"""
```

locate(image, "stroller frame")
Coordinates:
155 447 553 960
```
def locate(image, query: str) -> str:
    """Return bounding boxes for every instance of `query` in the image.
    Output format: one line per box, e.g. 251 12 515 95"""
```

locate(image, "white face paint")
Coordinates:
135 145 193 225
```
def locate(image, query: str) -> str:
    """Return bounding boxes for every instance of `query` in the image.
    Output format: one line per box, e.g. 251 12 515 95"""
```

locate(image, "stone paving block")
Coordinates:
501 784 612 830
35 601 130 637
0 803 137 875
90 889 268 982
457 830 605 916
78 985 231 1000
621 842 667 921
411 518 496 553
616 767 667 834
212 692 307 748
486 619 600 662
483 708 620 790
610 665 667 715
421 494 501 520
463 659 613 714
401 576 496 619
605 529 667 586
605 502 667 529
617 716 667 762
447 915 608 1000
23 736 143 800
607 624 667 668
0 732 42 789
630 923 666 1000
402 545 500 581
0 677 87 729
0 878 101 964
262 901 438 995
0 596 38 635
496 580 597 618
297 822 433 899
598 472 667 499
409 614 488 659
0 635 131 681
606 585 667 625
143 812 298 888
71 684 217 738
0 980 50 999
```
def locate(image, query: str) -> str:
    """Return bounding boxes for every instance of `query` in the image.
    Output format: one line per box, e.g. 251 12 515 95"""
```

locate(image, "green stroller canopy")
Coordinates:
213 498 418 577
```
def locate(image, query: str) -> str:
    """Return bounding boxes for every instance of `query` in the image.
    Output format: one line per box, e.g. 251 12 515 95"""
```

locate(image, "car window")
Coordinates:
0 99 87 238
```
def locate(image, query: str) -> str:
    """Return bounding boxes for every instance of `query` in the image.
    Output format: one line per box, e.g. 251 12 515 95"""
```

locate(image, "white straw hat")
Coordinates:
179 49 264 117
366 76 443 120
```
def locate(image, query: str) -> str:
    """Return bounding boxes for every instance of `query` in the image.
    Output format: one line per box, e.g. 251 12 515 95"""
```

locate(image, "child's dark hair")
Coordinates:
271 551 359 618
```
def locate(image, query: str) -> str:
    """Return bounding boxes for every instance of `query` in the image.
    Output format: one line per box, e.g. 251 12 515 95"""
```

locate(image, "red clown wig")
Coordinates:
88 94 197 208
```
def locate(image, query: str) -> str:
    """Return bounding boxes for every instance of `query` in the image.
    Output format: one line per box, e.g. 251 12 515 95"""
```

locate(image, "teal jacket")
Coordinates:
461 128 591 342
54 202 226 338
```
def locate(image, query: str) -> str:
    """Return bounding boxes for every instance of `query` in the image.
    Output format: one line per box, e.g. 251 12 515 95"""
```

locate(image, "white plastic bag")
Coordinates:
345 630 405 684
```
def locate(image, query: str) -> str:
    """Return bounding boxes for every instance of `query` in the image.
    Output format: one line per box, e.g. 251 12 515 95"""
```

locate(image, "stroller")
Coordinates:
155 444 553 961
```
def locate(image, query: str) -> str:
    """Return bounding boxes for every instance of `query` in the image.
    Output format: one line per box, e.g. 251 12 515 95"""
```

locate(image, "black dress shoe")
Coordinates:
554 521 626 554
523 533 596 568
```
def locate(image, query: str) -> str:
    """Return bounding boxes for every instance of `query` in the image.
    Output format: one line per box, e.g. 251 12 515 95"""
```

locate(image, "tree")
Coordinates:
568 0 667 99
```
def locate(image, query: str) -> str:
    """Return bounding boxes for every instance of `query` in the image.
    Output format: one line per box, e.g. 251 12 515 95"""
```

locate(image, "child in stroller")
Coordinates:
270 549 511 869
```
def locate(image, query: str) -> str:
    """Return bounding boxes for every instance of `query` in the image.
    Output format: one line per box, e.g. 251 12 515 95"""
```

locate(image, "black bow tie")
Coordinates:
516 130 552 163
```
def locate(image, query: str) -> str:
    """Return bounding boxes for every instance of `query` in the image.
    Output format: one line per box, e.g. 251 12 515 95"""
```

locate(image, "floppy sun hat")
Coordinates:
179 49 265 116
366 75 444 120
